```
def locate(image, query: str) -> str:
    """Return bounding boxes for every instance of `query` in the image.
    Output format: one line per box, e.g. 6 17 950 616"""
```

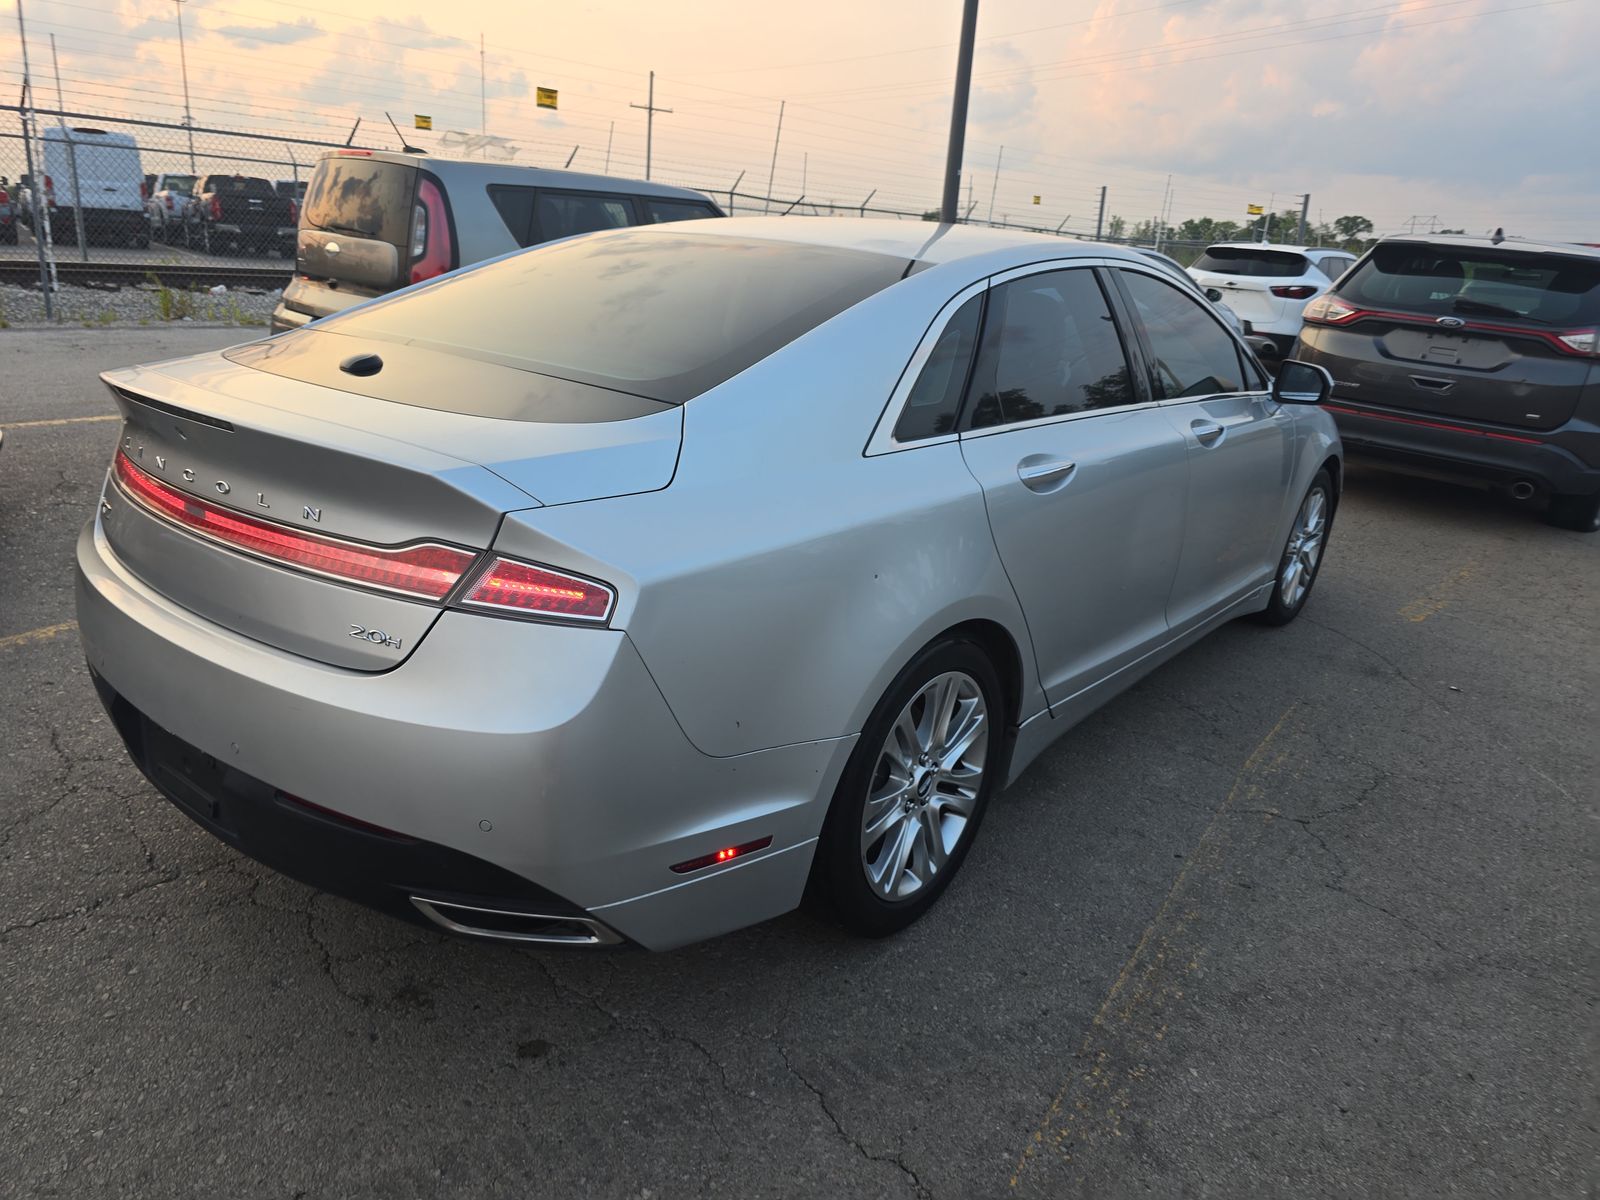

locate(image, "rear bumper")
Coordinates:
1321 400 1600 496
76 517 852 949
270 276 382 333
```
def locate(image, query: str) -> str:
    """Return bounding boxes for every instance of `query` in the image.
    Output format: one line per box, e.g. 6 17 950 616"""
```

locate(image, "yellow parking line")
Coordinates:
0 620 79 651
1010 702 1299 1189
0 414 118 431
1399 563 1476 622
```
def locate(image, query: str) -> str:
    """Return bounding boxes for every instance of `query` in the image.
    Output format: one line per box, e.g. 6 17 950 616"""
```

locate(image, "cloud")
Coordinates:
213 18 323 48
372 16 463 51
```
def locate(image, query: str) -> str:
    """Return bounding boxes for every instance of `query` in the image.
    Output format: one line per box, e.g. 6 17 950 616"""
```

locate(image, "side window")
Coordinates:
1119 271 1244 399
642 198 719 224
964 268 1133 431
892 293 982 442
488 186 536 247
532 192 635 243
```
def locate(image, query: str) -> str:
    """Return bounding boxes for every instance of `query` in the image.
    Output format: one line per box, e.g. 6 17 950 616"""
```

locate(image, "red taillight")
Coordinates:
670 837 774 874
112 450 477 600
1271 284 1318 300
1555 328 1597 357
208 194 222 222
288 197 299 224
43 175 55 208
0 187 8 204
1302 294 1362 325
163 194 174 211
409 176 453 284
140 181 149 200
460 555 615 623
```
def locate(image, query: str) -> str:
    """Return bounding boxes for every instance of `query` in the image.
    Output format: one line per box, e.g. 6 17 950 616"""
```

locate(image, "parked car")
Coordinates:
0 175 17 244
183 174 297 256
38 126 148 247
270 150 725 332
144 172 198 244
80 219 1340 950
1295 235 1600 532
1188 243 1358 359
1137 248 1248 336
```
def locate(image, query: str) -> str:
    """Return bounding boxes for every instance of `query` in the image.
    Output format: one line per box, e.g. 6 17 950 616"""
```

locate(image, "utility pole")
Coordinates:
1095 185 1107 240
1296 193 1310 244
938 0 980 224
49 34 86 261
15 0 54 316
174 0 196 173
763 100 784 212
630 71 671 181
987 145 1003 225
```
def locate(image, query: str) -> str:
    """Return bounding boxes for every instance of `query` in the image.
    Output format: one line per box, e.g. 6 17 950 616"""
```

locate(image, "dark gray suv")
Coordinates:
1295 236 1600 531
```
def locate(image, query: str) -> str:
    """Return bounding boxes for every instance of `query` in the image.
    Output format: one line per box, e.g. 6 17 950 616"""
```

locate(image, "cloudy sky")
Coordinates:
2 0 1594 240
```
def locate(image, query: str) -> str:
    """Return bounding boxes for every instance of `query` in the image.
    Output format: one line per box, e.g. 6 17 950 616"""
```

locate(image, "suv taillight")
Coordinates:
409 177 453 284
1271 284 1318 300
1303 294 1361 325
0 187 9 205
460 556 615 623
208 194 222 222
1555 329 1598 357
288 197 299 225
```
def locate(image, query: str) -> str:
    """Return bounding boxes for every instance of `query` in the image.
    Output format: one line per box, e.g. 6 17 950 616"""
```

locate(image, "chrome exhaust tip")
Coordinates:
1509 480 1537 501
410 896 623 946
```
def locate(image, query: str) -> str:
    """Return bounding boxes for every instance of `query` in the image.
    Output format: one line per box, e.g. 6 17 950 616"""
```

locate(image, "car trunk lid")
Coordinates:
100 343 680 670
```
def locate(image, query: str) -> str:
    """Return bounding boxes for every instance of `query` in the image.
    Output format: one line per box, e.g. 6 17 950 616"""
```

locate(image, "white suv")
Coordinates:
1187 243 1357 359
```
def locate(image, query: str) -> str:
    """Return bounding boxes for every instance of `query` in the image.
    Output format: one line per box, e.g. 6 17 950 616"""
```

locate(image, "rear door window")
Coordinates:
642 198 720 224
1339 244 1600 324
1192 248 1310 277
1118 270 1245 399
532 191 637 242
963 268 1135 431
302 157 416 245
893 293 983 442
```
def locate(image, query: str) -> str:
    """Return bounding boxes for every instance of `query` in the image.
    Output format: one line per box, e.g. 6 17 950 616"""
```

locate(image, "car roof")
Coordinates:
1377 234 1600 261
650 216 1150 269
334 150 714 203
1203 242 1329 254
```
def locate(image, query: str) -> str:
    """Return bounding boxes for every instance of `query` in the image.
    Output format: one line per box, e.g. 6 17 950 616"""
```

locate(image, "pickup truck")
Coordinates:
183 174 297 256
0 175 16 244
145 172 198 244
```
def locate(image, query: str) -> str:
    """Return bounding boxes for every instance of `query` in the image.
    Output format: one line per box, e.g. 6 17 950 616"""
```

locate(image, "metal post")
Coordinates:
763 100 784 213
938 0 979 224
728 170 744 215
605 121 614 173
564 145 579 168
174 0 196 173
15 1 55 317
986 145 1003 225
1095 185 1107 240
629 71 671 181
859 188 875 216
479 33 487 156
48 35 86 261
1296 193 1310 244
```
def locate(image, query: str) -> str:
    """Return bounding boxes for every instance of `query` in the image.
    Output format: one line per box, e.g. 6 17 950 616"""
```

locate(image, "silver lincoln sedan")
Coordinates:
76 218 1341 950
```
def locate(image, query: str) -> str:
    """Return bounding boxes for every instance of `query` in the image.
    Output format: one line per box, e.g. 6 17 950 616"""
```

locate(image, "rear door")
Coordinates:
955 264 1189 708
1310 244 1600 430
1112 266 1291 628
296 155 419 293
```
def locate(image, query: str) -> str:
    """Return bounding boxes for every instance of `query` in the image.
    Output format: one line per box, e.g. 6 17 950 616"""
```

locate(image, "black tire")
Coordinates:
812 638 1008 938
1255 468 1335 626
1545 491 1600 533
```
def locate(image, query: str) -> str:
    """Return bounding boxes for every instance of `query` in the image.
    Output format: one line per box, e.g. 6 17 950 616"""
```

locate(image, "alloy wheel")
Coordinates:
1280 485 1328 610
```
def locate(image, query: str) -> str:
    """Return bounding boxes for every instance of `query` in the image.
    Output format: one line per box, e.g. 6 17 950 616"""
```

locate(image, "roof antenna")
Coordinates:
384 111 425 154
1491 226 1505 245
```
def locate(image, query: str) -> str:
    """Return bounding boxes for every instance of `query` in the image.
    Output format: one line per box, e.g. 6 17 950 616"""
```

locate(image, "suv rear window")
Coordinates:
1192 248 1310 277
302 157 415 245
1339 244 1600 324
318 230 911 404
207 176 275 197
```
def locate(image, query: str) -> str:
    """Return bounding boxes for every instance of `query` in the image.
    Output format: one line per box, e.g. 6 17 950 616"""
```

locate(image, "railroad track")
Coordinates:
0 258 292 290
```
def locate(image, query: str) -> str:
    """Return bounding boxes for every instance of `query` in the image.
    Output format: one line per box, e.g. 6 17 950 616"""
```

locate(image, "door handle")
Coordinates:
1017 457 1077 491
1191 421 1225 446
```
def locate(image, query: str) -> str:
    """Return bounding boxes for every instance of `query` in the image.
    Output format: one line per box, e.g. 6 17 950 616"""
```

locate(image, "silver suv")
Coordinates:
270 151 723 333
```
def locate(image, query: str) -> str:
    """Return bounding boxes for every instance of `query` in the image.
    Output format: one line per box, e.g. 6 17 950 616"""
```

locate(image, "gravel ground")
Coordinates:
0 281 276 329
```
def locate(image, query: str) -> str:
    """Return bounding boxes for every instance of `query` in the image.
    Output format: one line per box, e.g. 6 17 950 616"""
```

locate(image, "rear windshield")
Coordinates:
318 230 912 404
1339 244 1600 324
207 176 275 197
303 157 416 245
1192 248 1310 277
161 175 196 193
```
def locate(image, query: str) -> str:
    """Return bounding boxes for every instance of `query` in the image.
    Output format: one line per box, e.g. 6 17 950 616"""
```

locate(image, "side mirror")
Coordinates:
1204 286 1223 303
1272 359 1334 405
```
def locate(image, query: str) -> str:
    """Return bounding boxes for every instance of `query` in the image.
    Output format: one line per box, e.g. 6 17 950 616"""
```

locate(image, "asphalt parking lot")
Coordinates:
2 327 1595 1199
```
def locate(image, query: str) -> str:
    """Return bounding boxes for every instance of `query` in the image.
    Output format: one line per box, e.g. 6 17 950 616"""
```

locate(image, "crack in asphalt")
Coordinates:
776 1043 931 1199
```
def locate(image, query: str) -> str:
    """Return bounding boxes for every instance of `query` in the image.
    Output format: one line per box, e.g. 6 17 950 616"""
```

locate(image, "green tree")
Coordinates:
1333 215 1374 240
1106 214 1127 240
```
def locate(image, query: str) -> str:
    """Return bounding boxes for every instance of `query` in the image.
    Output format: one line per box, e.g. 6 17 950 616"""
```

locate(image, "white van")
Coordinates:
40 127 148 247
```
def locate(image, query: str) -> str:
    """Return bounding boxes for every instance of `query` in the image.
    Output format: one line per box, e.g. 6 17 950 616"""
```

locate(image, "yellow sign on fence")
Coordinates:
537 87 559 110
414 114 432 130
